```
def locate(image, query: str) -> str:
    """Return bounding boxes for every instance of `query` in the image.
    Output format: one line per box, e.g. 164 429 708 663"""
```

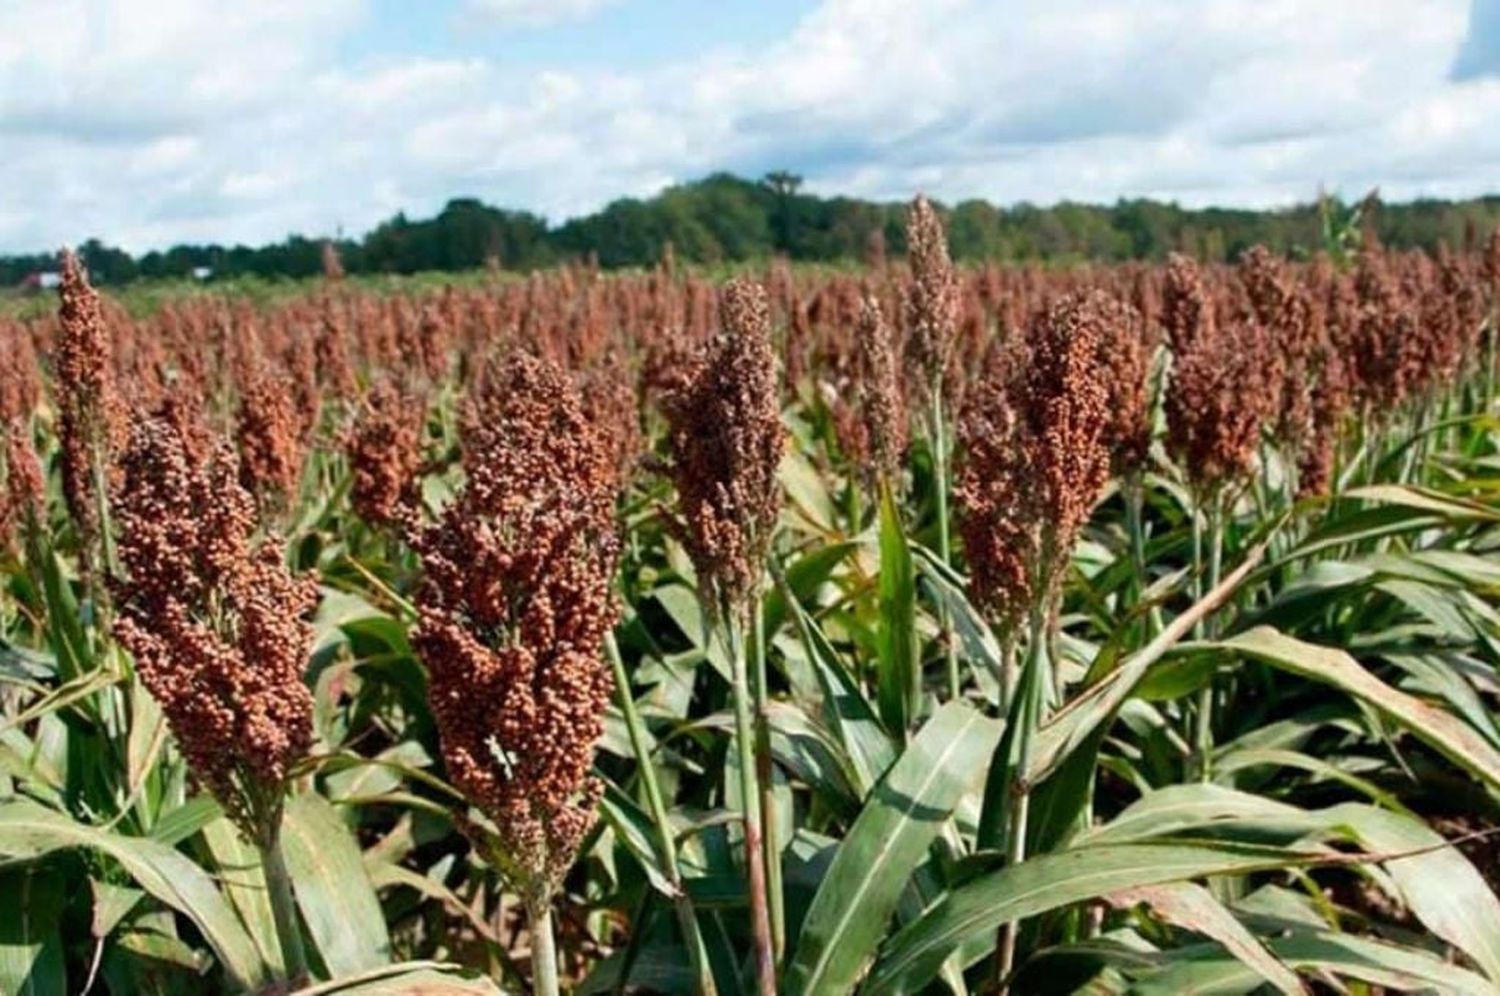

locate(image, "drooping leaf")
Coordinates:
0 867 67 996
281 792 391 976
875 480 919 736
1214 627 1500 793
864 839 1323 994
0 798 265 989
784 701 1002 995
1108 882 1304 995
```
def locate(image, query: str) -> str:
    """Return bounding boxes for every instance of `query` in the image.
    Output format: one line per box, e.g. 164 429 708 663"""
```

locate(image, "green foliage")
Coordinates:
6 175 1500 290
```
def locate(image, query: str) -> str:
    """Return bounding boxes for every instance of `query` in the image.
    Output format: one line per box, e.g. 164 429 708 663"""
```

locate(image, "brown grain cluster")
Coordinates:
1240 246 1325 454
662 278 783 618
903 195 959 398
957 291 1115 629
410 352 621 894
2 420 45 552
1163 254 1276 495
575 354 645 484
0 319 42 427
110 404 316 845
235 352 307 507
854 295 908 482
53 250 121 558
348 378 428 527
1093 293 1156 479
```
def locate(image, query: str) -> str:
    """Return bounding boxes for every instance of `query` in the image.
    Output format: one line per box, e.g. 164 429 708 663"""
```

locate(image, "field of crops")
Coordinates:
3 198 1500 995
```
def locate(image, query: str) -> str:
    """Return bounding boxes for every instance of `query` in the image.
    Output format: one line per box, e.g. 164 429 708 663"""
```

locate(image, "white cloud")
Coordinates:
459 0 618 29
0 0 1495 252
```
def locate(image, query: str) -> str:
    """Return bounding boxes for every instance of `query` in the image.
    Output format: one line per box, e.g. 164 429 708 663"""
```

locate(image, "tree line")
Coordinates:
6 172 1500 286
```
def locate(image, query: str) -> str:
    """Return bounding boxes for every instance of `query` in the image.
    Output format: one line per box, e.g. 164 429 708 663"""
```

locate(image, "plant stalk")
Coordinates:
929 386 960 700
996 610 1048 991
749 596 785 964
725 609 776 996
604 633 716 995
526 893 560 996
1193 493 1224 782
259 825 308 984
1123 477 1161 639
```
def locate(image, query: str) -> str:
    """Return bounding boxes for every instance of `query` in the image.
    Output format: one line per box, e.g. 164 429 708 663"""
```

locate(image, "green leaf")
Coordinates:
599 781 678 897
1083 783 1303 845
780 585 896 794
1108 882 1303 995
0 798 265 989
0 867 67 996
147 795 223 847
281 792 391 976
864 840 1322 994
912 546 1007 694
202 817 283 976
1025 722 1107 856
1319 803 1500 985
761 540 860 640
784 701 1003 995
875 480 918 736
1133 932 1494 995
290 960 503 994
1091 784 1500 986
1213 627 1500 793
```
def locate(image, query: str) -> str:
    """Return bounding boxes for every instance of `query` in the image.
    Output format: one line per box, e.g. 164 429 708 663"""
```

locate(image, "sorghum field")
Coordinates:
4 198 1500 996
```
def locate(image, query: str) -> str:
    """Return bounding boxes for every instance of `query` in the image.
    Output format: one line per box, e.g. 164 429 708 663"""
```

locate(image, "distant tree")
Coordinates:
6 174 1500 283
762 171 804 253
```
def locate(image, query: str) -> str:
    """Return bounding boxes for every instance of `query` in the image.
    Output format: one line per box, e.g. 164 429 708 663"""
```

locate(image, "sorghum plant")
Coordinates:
109 401 317 982
662 277 783 992
958 290 1115 986
903 194 964 699
409 352 620 996
1163 253 1277 777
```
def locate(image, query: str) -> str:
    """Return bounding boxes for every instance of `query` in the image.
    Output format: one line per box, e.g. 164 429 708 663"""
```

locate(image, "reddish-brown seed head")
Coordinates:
111 407 316 845
411 351 620 893
662 277 783 619
904 194 959 398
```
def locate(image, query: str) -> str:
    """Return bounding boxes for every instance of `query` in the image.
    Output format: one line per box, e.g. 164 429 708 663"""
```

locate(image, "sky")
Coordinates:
1 0 1498 253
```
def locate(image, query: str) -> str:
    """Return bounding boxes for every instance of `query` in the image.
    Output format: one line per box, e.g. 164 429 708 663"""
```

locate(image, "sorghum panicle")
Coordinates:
2 419 45 552
855 294 908 483
111 406 316 844
1092 293 1156 478
903 195 959 399
235 355 307 507
1024 291 1115 559
54 249 121 554
348 378 428 527
663 278 783 618
411 352 620 894
1164 256 1275 494
957 292 1115 627
955 346 1035 632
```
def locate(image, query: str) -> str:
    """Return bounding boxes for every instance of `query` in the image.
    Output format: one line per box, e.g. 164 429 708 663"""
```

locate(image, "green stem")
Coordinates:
525 893 560 996
604 633 716 996
91 442 118 584
846 477 863 536
749 595 784 965
1484 317 1495 411
1193 494 1224 782
1123 478 1160 639
996 610 1048 991
725 608 776 996
930 387 960 701
260 825 308 984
